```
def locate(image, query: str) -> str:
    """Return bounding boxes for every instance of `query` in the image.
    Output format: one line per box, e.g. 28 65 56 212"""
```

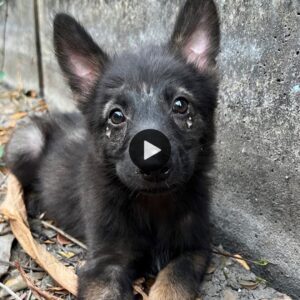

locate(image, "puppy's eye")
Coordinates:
172 97 189 114
109 109 126 124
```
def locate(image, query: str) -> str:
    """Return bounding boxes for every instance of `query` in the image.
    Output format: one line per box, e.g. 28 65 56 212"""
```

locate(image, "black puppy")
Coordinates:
5 0 220 299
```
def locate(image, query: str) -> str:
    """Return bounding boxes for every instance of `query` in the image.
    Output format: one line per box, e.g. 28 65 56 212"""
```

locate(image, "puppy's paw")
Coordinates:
148 270 193 300
79 280 132 300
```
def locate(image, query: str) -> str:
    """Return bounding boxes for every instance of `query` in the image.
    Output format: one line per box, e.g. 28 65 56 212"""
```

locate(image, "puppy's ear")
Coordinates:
53 13 109 101
170 0 220 71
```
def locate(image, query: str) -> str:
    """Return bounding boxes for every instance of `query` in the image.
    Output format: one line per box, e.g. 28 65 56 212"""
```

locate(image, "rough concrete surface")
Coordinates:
0 0 299 298
211 1 300 298
0 0 39 91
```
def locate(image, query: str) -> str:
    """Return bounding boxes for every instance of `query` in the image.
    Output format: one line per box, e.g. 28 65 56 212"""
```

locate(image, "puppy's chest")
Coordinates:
140 221 182 275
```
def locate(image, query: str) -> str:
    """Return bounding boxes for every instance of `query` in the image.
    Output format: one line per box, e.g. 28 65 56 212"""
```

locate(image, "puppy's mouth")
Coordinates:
139 184 177 195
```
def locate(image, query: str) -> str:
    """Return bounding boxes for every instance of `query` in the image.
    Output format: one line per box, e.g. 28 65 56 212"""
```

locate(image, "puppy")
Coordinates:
5 0 220 299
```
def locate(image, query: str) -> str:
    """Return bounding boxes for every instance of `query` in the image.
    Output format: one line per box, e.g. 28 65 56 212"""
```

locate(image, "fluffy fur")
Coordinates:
5 0 220 299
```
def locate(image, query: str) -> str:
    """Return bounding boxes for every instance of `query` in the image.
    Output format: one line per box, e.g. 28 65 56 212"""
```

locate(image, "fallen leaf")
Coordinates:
44 239 56 244
32 99 48 112
0 229 14 276
58 251 75 259
56 233 71 246
46 287 64 292
0 174 78 296
272 295 293 300
0 90 21 100
133 284 149 300
255 276 267 285
253 259 269 267
233 254 250 271
239 279 259 290
0 71 6 80
16 262 62 300
0 272 44 298
10 111 28 120
25 90 38 98
0 126 13 145
0 145 4 159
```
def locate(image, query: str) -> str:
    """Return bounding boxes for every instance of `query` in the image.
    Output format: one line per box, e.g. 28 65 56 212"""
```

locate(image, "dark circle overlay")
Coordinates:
129 129 171 172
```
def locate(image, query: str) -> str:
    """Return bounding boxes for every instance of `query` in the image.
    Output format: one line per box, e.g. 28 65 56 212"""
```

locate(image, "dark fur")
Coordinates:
5 0 220 299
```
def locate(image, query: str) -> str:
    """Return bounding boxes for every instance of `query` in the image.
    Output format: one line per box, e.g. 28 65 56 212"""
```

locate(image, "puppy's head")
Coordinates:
54 0 220 194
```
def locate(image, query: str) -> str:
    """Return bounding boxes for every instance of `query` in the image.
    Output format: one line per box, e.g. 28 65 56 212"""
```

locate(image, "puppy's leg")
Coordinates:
78 256 134 300
149 251 209 300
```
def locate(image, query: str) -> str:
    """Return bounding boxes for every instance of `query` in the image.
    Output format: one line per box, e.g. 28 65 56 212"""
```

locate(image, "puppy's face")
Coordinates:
53 0 220 194
89 49 217 193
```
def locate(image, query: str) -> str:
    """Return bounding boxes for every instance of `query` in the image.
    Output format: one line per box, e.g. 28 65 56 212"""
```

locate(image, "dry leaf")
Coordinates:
16 262 62 300
239 279 259 290
32 99 48 112
56 233 71 246
25 90 38 98
0 273 44 298
10 112 28 120
133 278 149 300
0 126 14 145
0 174 78 296
0 232 14 277
44 239 56 244
58 251 75 259
233 254 250 271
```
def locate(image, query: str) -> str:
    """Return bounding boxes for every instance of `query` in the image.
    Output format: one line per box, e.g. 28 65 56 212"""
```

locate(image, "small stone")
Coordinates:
223 289 238 300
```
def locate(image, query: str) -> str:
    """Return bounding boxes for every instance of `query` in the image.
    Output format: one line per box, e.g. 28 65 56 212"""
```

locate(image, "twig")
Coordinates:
0 259 43 272
0 281 22 300
212 248 269 266
0 0 8 71
26 290 32 300
0 226 12 235
40 220 87 250
15 262 63 300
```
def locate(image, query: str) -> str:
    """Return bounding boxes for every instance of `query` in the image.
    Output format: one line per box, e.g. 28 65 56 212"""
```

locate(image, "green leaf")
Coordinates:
253 259 269 267
0 145 4 159
0 71 6 81
255 276 268 285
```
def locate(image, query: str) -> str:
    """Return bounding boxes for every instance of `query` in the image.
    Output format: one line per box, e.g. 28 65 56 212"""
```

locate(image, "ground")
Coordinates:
0 83 293 299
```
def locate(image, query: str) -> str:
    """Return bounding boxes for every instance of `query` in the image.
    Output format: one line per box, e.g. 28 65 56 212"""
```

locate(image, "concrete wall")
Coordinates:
0 0 299 297
0 0 39 91
212 0 300 296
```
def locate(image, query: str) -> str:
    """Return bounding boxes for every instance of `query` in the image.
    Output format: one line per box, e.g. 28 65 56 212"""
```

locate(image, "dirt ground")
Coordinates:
0 83 293 299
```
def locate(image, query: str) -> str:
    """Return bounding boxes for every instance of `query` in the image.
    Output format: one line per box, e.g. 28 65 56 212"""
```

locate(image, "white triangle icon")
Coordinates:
144 140 161 160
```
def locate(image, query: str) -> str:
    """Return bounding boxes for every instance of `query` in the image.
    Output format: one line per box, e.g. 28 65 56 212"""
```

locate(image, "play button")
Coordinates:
144 141 161 160
129 129 171 172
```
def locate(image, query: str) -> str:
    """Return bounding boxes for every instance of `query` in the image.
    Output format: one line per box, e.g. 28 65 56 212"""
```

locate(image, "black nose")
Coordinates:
140 166 170 182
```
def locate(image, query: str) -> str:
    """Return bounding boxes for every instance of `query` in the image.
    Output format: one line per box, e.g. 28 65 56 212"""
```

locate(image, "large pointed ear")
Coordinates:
170 0 220 71
53 13 109 101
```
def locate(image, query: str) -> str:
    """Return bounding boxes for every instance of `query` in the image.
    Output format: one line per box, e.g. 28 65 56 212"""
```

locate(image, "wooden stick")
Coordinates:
0 259 43 272
0 281 22 300
40 220 87 250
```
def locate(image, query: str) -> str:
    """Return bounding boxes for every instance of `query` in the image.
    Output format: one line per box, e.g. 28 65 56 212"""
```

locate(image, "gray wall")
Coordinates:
0 0 39 91
0 0 299 298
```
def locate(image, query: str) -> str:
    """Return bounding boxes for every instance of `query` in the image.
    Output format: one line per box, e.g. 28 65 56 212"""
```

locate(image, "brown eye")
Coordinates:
172 97 189 114
109 109 126 124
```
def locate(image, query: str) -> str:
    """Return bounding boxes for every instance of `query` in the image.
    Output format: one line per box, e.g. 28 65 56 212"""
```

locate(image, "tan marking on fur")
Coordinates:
84 280 121 300
149 253 206 300
149 262 191 300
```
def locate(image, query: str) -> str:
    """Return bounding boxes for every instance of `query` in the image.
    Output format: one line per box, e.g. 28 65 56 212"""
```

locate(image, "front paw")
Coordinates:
79 280 133 300
148 270 193 300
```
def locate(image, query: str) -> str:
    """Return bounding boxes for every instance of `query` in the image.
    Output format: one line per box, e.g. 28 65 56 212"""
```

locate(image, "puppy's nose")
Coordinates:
140 166 170 182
